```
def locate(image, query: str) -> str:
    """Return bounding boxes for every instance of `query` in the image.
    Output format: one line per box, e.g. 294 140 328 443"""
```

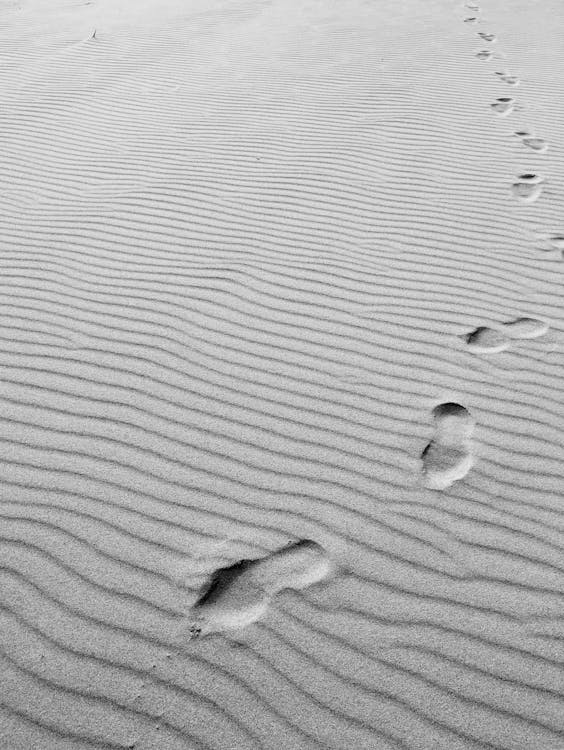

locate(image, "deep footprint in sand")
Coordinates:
462 318 548 352
478 32 497 42
491 97 515 116
511 173 544 203
421 403 475 490
178 540 333 639
476 49 494 60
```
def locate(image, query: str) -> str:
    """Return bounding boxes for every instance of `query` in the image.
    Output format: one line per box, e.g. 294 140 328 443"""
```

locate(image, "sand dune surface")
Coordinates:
1 0 564 748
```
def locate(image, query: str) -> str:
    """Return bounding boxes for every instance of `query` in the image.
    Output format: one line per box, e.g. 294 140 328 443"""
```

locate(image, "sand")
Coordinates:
1 0 564 747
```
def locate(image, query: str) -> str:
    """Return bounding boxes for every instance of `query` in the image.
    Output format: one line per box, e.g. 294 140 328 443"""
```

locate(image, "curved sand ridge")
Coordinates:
1 0 564 748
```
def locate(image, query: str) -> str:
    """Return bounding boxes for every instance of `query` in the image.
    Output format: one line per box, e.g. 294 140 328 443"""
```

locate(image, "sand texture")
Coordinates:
1 0 564 747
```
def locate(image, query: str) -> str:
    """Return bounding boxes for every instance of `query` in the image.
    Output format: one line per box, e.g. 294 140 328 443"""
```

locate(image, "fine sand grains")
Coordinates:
1 0 564 748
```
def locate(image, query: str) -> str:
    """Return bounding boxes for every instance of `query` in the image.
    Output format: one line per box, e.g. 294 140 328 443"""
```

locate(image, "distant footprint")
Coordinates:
498 72 520 85
548 235 564 251
511 173 544 203
478 32 497 42
421 403 475 490
466 2 480 9
521 135 548 152
476 49 494 60
179 540 333 639
491 97 515 116
464 16 479 23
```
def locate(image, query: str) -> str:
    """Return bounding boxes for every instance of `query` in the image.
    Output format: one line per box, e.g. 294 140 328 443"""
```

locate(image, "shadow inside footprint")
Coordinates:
478 32 497 42
491 97 515 116
476 50 493 60
548 236 564 251
522 136 547 152
462 326 510 353
421 403 475 490
512 174 544 203
180 540 334 640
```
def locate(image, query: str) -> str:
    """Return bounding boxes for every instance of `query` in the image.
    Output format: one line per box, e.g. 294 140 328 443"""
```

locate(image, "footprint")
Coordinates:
421 403 475 491
491 97 515 116
522 136 548 152
476 50 494 60
461 318 548 353
179 540 333 639
502 317 549 339
548 236 564 251
478 32 497 42
495 71 520 85
466 2 480 9
461 326 511 353
511 173 544 203
464 17 479 23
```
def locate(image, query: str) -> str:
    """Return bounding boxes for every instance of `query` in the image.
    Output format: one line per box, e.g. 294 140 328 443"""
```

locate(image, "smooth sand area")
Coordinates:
1 0 564 747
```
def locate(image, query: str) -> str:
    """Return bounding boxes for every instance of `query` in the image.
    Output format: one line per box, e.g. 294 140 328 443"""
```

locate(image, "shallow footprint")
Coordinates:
464 16 478 23
491 97 515 116
461 326 511 353
522 136 547 152
548 235 564 251
511 173 544 203
421 403 475 490
496 71 520 85
179 540 333 639
476 49 494 60
502 317 549 339
478 32 497 42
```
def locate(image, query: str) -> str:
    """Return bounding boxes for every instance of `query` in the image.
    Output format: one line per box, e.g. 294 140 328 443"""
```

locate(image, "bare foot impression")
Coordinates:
462 326 511 353
502 317 549 339
177 540 333 640
548 235 564 251
461 317 549 353
491 97 515 116
496 71 520 85
522 136 548 152
476 50 494 60
478 32 497 42
511 173 544 203
464 17 478 23
421 403 475 490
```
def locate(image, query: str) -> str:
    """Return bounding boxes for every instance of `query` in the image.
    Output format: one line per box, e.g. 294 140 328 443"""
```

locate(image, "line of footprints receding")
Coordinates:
176 318 548 643
466 2 552 204
170 5 559 645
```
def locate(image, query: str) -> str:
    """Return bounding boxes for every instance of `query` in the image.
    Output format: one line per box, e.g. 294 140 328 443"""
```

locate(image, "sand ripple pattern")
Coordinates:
1 0 564 748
